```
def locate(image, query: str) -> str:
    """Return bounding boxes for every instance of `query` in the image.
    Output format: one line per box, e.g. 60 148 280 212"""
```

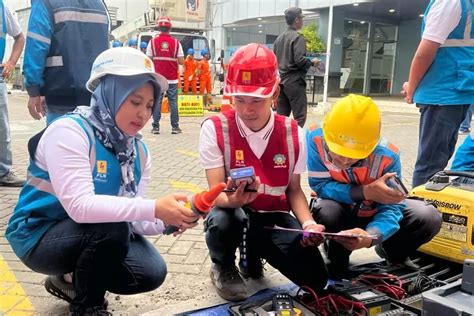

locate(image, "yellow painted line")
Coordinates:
175 149 199 158
169 180 204 194
0 255 35 315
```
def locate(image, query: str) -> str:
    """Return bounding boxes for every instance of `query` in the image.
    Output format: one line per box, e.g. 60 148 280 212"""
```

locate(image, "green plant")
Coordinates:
301 23 325 53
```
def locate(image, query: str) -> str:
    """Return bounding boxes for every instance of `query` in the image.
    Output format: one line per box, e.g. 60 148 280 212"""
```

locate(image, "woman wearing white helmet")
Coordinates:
6 47 199 315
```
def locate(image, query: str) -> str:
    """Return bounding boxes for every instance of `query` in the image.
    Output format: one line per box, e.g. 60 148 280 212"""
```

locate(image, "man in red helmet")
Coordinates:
199 43 327 301
147 16 184 134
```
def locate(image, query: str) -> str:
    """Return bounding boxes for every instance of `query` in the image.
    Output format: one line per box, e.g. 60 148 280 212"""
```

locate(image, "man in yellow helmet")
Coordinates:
306 94 441 279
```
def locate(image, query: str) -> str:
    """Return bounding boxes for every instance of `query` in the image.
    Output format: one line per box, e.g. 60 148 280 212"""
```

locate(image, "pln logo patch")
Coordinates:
241 71 251 84
235 150 245 167
273 154 287 168
95 160 108 181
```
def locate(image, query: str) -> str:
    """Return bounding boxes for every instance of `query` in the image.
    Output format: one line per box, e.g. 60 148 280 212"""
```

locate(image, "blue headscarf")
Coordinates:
74 74 161 198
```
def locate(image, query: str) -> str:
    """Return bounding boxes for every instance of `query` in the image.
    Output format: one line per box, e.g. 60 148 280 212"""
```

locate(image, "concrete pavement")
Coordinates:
0 92 467 315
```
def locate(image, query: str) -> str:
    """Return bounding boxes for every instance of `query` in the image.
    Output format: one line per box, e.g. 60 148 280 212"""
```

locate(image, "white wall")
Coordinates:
104 0 149 22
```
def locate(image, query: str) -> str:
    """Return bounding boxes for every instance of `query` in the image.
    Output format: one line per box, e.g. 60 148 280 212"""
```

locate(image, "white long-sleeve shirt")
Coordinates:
35 117 164 235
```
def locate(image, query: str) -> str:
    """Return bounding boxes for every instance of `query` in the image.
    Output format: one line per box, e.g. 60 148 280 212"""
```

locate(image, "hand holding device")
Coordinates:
386 176 408 195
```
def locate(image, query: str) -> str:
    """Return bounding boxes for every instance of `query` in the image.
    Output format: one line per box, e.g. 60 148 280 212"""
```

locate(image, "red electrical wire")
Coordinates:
297 286 368 316
358 273 407 300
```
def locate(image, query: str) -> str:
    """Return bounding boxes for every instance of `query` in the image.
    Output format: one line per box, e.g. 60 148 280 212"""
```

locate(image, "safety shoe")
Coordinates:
210 263 247 301
151 126 160 134
45 276 108 308
374 244 419 269
171 126 182 134
0 170 25 187
239 258 264 279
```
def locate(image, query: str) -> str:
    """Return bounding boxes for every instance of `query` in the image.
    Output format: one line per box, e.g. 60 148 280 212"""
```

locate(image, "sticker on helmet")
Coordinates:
242 71 251 83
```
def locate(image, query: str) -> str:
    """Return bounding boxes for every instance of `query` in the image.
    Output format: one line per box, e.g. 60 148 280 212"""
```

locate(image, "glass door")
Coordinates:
369 23 397 94
341 20 369 94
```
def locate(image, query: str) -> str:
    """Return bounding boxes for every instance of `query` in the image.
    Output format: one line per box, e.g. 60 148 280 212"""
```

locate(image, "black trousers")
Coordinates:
277 76 307 127
205 207 328 291
311 198 442 277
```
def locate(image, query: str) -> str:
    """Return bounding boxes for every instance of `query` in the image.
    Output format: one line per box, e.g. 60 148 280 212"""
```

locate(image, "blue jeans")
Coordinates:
0 80 11 177
21 219 167 312
460 105 474 131
205 207 328 291
152 83 179 129
413 104 469 187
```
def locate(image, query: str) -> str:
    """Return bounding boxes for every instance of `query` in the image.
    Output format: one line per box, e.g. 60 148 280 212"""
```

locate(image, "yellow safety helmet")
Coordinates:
322 94 381 159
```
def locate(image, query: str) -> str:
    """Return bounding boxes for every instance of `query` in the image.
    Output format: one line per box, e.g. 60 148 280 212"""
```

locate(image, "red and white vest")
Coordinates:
210 110 300 212
150 33 179 80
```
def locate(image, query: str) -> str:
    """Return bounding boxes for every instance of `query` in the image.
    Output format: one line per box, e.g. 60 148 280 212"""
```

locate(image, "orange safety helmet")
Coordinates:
224 43 280 98
156 16 172 28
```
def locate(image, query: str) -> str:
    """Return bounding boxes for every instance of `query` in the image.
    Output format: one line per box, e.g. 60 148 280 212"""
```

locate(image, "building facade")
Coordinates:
208 0 429 96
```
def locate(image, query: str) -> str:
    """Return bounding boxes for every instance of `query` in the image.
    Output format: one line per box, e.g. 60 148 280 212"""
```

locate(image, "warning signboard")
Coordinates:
178 95 204 117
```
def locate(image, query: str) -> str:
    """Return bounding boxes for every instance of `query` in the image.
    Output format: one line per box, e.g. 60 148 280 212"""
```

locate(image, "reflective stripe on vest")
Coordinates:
27 31 51 44
284 116 296 182
152 57 177 62
54 10 109 24
26 173 54 195
443 0 474 47
46 56 63 67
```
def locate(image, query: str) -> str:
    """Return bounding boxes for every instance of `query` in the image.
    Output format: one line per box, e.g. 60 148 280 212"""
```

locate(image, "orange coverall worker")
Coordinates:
198 58 212 95
183 55 197 94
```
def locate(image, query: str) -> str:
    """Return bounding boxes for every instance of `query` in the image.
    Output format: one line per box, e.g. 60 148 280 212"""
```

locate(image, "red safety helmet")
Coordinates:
224 43 280 98
156 16 172 28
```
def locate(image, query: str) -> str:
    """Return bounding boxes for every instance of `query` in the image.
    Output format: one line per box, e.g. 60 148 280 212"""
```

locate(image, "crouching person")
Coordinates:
199 44 328 302
306 94 442 279
6 48 199 315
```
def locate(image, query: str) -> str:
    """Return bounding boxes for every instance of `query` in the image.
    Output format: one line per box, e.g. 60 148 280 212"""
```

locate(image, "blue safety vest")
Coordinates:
452 132 474 171
0 0 6 62
414 0 474 105
6 115 148 258
42 0 109 107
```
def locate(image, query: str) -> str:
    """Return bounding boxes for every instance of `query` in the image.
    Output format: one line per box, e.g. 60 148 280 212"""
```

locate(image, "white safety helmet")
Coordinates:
86 47 168 93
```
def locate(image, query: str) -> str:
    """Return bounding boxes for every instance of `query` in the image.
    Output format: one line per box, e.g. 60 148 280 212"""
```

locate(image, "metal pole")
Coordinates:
322 0 333 113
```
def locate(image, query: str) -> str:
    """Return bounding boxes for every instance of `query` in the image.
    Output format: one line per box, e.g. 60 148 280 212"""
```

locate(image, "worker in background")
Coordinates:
140 41 148 54
147 16 184 135
0 2 26 187
23 0 109 125
198 48 212 98
183 48 197 94
200 44 327 302
402 0 474 187
112 40 122 48
127 38 138 49
307 94 442 280
273 7 320 127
